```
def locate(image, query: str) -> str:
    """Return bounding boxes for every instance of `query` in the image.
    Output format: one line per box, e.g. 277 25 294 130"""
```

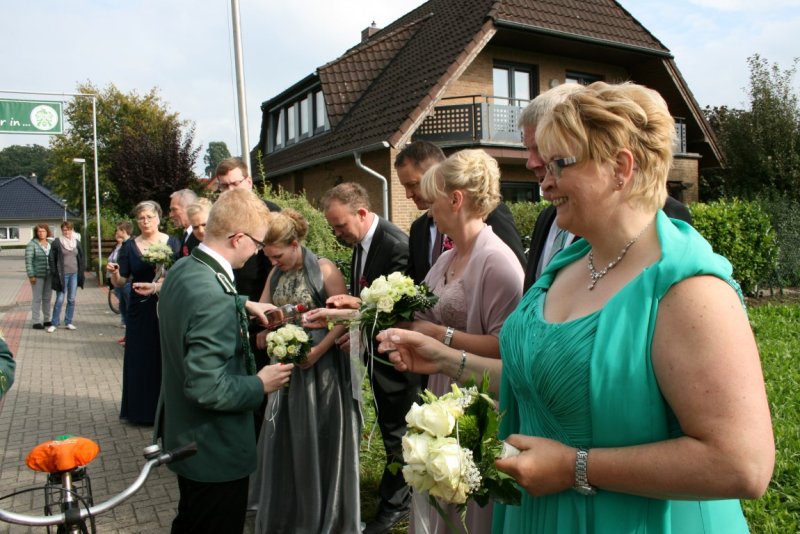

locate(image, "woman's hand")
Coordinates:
132 282 158 296
299 345 325 370
255 329 268 350
302 307 357 329
28 276 36 285
494 435 575 497
376 328 443 375
325 294 361 309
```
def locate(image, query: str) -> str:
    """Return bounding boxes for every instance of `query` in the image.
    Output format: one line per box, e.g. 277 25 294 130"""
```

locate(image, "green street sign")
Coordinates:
0 99 63 134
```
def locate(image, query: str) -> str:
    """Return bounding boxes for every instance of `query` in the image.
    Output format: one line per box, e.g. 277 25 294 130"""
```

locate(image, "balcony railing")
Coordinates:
413 95 688 154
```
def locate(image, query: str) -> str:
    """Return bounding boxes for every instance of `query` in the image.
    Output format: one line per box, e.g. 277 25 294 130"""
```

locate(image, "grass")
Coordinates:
358 299 800 533
742 301 800 533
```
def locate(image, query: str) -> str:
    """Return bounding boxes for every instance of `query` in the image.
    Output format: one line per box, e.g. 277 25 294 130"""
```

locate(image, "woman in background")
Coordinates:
25 223 54 330
47 221 84 332
108 201 179 425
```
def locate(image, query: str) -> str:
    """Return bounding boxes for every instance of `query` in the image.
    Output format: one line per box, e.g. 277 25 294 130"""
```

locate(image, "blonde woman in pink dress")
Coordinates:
403 149 523 534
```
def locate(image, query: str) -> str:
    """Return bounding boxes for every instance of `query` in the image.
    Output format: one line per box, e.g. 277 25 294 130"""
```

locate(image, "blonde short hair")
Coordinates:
264 208 309 246
186 197 213 219
536 81 673 211
420 149 501 219
206 189 270 240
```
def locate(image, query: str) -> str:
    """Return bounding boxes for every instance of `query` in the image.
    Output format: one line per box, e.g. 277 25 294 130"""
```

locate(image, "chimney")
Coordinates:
30 172 38 185
361 21 380 42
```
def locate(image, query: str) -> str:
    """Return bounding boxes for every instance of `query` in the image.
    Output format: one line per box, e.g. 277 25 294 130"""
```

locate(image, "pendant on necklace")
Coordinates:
587 219 653 290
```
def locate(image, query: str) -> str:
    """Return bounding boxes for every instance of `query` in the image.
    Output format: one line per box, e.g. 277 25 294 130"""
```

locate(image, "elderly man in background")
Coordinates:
169 189 199 257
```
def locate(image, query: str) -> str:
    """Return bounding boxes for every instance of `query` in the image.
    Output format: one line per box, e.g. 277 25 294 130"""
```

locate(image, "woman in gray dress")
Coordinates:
250 208 361 534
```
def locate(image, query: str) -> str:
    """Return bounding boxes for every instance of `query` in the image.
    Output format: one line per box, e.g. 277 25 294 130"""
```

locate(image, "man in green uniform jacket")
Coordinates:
155 189 293 534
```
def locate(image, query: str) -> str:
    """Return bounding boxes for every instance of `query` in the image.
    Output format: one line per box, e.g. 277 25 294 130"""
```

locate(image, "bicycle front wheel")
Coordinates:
108 289 120 315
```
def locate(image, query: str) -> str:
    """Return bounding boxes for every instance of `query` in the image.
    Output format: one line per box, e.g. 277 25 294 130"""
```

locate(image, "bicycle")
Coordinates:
107 287 120 315
0 437 196 534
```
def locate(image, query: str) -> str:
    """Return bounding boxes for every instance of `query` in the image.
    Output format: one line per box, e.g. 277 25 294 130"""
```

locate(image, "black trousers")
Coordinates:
370 357 423 512
171 475 249 534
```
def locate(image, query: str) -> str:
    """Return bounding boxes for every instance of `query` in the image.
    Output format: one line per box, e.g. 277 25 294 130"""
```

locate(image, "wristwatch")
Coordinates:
573 448 597 495
443 326 455 347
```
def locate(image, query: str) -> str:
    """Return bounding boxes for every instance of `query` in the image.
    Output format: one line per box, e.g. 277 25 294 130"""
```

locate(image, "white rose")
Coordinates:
402 464 435 493
295 330 309 343
429 477 470 504
287 344 297 355
272 345 287 358
408 401 458 437
402 432 432 465
377 295 395 314
426 437 463 484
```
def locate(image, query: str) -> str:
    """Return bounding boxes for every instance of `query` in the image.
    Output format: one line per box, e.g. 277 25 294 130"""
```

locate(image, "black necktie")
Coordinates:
431 228 444 265
234 293 256 375
352 244 363 295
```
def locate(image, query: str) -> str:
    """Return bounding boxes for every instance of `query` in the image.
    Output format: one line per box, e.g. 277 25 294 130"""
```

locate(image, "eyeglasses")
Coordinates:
228 232 265 251
544 157 578 179
136 215 157 222
216 176 247 192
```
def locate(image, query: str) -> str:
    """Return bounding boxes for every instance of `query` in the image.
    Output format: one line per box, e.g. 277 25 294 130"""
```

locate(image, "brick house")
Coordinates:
256 0 720 230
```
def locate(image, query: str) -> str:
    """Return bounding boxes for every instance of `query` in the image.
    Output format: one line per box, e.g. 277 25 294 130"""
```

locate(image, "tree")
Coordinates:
111 121 200 214
204 141 231 177
702 55 800 201
47 82 200 218
0 144 53 184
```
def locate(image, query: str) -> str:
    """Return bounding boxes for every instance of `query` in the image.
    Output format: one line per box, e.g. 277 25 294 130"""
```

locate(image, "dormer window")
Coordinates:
268 88 328 153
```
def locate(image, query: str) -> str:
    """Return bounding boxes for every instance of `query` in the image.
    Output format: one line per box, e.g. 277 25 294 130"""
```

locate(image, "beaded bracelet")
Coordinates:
454 350 467 381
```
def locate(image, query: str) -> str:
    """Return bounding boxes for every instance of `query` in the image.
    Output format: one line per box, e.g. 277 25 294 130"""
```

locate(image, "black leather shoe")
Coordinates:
32 323 44 330
362 509 409 534
43 321 53 327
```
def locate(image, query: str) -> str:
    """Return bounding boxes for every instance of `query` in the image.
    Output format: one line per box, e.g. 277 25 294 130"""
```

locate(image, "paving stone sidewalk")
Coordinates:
0 248 179 533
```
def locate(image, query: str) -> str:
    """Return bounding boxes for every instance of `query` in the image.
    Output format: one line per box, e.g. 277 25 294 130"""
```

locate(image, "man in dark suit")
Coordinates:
169 189 200 257
321 182 418 534
214 157 282 436
156 188 293 534
518 85 694 291
397 141 527 284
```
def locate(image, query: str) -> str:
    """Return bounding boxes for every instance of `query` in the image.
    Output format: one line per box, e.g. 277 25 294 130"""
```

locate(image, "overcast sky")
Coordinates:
1 0 798 172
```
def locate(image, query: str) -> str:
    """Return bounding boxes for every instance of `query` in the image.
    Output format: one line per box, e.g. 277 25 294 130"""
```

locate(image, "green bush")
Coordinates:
690 199 778 295
757 196 800 290
259 184 352 279
508 201 550 253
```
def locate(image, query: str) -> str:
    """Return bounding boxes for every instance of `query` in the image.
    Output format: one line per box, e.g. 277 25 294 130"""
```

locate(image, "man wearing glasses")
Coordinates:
214 157 281 436
156 188 293 534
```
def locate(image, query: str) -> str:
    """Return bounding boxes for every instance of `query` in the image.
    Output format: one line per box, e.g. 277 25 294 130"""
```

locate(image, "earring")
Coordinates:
616 180 624 190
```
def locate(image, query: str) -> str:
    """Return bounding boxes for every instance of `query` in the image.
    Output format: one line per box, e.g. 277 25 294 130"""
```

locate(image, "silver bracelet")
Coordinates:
454 350 467 381
443 326 455 347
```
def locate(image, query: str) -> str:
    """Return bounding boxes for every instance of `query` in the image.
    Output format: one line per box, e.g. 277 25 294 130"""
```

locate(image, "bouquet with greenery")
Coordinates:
356 271 438 331
266 323 311 365
141 242 175 282
396 374 521 530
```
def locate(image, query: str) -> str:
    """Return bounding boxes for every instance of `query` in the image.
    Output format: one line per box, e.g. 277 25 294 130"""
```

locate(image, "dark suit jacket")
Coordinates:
233 198 281 301
406 203 526 285
523 197 694 292
156 248 263 483
181 231 201 258
354 216 409 294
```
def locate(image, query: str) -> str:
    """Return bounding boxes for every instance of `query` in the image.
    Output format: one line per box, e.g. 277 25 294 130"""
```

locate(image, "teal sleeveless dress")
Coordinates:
493 211 750 533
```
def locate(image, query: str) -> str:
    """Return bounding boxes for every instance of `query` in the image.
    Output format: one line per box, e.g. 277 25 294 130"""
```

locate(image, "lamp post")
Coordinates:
62 199 68 222
72 158 88 260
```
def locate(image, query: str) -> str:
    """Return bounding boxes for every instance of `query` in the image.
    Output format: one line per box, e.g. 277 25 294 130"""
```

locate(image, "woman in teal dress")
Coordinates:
376 82 774 533
249 209 361 534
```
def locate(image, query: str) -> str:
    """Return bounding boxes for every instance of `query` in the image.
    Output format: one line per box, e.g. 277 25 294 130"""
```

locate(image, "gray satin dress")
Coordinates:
251 248 361 533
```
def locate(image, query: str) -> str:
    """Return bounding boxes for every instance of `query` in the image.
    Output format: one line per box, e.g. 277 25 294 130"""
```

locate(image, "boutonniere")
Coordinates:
442 235 454 252
359 275 368 289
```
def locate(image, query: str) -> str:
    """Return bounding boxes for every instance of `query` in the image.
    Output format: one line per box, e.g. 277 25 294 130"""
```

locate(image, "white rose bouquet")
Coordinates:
266 323 311 365
395 374 521 530
141 242 175 282
356 271 438 331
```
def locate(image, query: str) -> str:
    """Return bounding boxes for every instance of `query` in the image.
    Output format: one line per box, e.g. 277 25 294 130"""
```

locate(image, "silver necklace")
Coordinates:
587 220 653 290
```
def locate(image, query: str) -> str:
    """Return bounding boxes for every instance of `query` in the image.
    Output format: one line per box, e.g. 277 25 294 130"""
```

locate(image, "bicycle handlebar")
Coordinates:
0 442 197 527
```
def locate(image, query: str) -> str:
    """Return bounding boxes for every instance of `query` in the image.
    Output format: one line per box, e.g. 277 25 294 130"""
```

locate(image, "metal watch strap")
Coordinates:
574 448 597 495
443 326 455 347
